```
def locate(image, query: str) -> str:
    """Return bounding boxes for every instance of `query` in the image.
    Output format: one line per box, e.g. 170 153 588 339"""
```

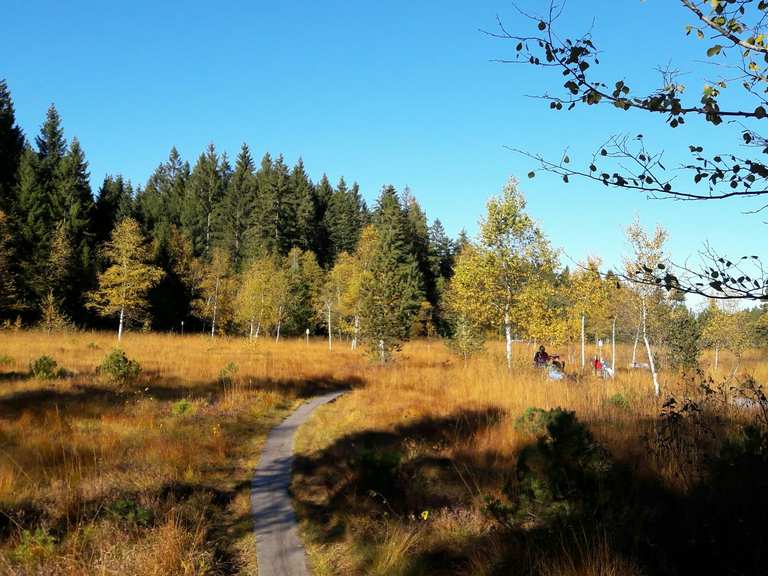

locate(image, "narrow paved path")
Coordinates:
251 391 344 576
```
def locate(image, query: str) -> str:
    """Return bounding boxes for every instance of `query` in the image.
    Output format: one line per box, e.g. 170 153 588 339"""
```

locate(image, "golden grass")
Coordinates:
292 339 768 575
0 330 765 574
0 330 364 574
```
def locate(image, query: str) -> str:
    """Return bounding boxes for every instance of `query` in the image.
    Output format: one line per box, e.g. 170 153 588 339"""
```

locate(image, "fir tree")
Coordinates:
94 175 134 247
325 177 367 263
250 152 274 255
313 174 334 265
35 104 67 201
402 187 434 304
359 222 423 362
217 143 256 269
292 158 316 253
14 147 50 302
184 143 225 256
0 210 21 320
136 147 189 255
0 80 25 212
428 219 454 281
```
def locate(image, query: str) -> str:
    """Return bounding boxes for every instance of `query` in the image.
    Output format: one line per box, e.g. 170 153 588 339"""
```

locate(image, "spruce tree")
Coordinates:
35 104 67 200
249 152 274 255
0 210 21 320
94 175 134 247
325 177 367 263
402 187 434 304
136 147 188 254
217 143 256 269
272 154 297 254
313 174 334 265
292 158 316 253
14 147 49 303
428 219 455 280
0 80 24 212
184 143 225 256
359 223 422 362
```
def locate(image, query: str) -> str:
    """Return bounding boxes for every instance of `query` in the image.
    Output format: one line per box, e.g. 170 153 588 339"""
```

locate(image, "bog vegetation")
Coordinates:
1 0 768 571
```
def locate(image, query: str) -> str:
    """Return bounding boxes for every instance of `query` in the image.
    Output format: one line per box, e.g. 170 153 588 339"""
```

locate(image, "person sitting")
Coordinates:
533 345 550 367
592 356 603 374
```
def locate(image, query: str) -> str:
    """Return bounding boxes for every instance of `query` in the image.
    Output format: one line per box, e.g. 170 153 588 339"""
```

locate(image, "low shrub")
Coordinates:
489 408 614 527
12 527 55 565
606 393 630 410
171 399 195 417
98 349 141 385
29 356 64 380
107 498 153 527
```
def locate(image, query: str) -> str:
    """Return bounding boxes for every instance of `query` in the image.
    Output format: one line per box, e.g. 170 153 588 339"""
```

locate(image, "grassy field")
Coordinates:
0 331 766 575
292 341 768 576
0 331 361 575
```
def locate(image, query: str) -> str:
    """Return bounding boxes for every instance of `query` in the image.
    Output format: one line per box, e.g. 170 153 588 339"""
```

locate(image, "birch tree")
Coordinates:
477 178 554 369
193 247 235 337
87 218 163 341
625 218 669 396
236 256 279 340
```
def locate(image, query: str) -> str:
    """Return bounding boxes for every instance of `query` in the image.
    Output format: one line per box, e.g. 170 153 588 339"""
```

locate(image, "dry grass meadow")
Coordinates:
0 330 766 575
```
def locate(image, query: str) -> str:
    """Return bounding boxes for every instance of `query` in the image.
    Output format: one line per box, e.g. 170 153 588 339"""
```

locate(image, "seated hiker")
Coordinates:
533 345 550 367
592 356 603 373
551 355 565 371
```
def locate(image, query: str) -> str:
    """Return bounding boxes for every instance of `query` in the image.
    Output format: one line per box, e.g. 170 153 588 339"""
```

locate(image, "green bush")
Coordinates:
606 393 630 410
354 449 402 497
12 527 55 564
107 498 153 526
30 356 64 380
514 407 554 435
171 399 195 417
218 361 238 385
98 349 141 384
489 408 614 527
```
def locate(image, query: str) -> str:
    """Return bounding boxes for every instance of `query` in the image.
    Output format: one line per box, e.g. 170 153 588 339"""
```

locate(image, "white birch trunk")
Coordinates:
211 276 220 338
631 324 640 366
642 300 659 396
327 305 332 351
580 313 586 370
118 306 125 342
611 317 616 378
504 308 512 370
352 315 359 350
249 318 254 341
714 346 719 371
275 306 283 343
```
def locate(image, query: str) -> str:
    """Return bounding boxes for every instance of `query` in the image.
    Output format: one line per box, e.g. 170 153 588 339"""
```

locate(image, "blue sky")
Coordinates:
2 0 763 282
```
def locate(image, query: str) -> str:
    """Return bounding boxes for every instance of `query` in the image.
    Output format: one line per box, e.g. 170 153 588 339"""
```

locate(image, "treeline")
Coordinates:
0 80 457 347
1 79 766 368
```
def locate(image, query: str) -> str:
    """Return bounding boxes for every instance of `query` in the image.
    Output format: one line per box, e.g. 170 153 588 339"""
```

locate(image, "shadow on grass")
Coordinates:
0 371 30 383
291 406 768 576
0 373 362 419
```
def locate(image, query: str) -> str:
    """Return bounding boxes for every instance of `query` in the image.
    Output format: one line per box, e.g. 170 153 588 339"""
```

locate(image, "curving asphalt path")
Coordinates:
251 391 344 576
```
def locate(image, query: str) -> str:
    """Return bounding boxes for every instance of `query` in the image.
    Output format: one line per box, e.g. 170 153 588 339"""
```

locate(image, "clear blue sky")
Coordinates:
2 0 762 284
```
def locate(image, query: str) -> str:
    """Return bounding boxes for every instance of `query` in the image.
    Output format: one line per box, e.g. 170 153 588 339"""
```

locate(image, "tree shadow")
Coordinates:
291 408 509 546
0 371 30 383
291 406 768 576
0 374 362 420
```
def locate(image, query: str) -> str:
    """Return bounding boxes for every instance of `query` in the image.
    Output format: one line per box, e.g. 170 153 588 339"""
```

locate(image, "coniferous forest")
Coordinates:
0 80 457 339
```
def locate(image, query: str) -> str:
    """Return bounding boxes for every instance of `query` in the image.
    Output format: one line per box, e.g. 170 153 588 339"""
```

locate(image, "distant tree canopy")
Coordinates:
492 0 768 301
0 77 766 369
0 79 458 348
